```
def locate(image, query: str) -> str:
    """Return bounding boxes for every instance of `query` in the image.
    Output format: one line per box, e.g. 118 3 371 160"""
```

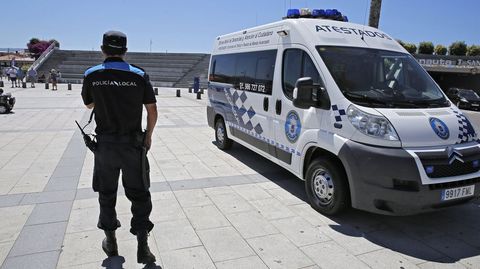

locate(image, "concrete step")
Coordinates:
59 61 195 68
59 73 181 82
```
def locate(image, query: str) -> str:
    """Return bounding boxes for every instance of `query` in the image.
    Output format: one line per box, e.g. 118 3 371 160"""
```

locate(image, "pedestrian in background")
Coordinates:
81 30 158 265
50 69 58 90
17 68 24 86
8 67 17 87
28 68 37 88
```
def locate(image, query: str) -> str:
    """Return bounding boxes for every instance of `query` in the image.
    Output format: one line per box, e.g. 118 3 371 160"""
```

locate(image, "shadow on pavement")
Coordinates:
101 256 162 269
224 142 480 265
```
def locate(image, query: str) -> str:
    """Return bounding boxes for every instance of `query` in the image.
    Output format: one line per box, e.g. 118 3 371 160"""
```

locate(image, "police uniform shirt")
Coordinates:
81 57 156 135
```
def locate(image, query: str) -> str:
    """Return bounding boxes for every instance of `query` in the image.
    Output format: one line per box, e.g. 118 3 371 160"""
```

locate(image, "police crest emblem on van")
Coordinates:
429 117 450 140
285 110 302 143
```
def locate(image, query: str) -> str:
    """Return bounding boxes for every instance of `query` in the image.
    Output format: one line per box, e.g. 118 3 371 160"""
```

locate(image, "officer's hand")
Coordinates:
145 136 152 151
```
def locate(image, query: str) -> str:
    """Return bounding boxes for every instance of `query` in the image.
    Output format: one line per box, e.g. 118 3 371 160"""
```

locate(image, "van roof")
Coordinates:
213 19 406 55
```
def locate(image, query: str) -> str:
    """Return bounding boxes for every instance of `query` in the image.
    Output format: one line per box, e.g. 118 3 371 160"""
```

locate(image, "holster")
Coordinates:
139 131 150 189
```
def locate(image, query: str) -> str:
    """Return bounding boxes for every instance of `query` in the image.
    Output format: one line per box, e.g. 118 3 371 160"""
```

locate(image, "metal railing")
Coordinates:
28 42 57 72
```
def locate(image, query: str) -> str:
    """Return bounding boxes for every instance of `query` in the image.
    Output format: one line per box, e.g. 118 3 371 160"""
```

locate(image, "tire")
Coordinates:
305 157 350 215
215 118 233 150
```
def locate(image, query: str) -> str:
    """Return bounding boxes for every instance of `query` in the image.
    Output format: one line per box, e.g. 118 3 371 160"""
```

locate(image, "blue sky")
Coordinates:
1 0 478 53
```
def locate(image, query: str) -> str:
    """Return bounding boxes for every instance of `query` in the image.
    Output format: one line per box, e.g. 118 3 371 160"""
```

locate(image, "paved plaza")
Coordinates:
0 83 480 269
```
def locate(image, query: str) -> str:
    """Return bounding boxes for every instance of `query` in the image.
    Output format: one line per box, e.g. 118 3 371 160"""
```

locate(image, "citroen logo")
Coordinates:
446 146 464 164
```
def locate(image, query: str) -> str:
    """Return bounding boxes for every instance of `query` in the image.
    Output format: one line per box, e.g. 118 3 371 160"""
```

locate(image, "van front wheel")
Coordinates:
305 158 349 215
215 118 233 150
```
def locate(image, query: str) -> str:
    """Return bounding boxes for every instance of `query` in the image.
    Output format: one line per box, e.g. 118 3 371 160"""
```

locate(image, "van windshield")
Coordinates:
317 46 450 108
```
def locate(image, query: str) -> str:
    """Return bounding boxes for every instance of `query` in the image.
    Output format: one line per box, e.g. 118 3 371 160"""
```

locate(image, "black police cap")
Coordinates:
103 31 127 49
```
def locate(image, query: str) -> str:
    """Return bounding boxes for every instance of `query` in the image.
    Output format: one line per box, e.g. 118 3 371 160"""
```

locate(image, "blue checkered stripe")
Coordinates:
332 105 346 122
451 109 477 143
231 89 264 134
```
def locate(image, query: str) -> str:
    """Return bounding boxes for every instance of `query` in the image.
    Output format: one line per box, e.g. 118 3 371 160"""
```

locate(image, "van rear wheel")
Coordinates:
215 118 232 150
305 157 349 215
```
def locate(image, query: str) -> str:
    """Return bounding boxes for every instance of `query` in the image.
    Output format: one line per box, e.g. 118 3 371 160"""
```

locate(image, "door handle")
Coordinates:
263 97 268 111
275 100 282 115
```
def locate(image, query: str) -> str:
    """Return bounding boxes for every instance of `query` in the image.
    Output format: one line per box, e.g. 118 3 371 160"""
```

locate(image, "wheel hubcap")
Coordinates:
312 168 334 205
217 125 225 144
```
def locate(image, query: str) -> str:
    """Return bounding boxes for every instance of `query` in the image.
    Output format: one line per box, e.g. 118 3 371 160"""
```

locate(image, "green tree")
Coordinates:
403 43 417 54
418 42 434 54
396 39 405 47
434 45 447 55
449 41 467 56
29 38 40 45
467 45 480 56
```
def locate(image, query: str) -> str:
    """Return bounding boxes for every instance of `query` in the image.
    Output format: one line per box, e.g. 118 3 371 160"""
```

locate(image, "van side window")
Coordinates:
282 49 322 99
210 50 277 95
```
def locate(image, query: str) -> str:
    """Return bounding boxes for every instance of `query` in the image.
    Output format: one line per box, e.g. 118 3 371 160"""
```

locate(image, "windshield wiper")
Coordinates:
342 91 389 107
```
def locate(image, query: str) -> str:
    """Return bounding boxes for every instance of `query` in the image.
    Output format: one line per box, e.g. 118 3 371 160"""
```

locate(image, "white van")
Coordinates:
206 9 480 215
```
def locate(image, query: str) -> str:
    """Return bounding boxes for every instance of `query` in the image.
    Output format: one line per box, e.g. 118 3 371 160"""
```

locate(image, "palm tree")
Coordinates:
368 0 382 28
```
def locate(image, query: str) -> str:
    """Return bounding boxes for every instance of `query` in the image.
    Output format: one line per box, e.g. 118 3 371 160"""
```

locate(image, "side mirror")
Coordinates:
293 77 329 109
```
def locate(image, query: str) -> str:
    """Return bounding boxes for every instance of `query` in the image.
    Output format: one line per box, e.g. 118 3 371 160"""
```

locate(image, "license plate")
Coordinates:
441 185 475 201
471 104 479 107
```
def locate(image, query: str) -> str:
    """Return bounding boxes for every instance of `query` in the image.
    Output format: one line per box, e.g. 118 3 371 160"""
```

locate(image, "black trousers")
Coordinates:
93 141 154 235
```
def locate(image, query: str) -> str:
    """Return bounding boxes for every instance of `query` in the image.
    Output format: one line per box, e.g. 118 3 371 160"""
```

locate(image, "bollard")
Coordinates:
154 88 158 95
0 81 4 87
193 77 200 93
22 82 27 88
196 92 201 100
68 83 72 90
200 88 205 94
45 83 49 89
188 87 192 93
176 89 181 97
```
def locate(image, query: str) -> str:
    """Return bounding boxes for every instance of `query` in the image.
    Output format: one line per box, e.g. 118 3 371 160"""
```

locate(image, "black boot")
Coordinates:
102 230 118 257
136 231 156 264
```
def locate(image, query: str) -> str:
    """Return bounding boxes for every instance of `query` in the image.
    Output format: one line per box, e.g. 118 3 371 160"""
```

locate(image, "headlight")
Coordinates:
347 105 399 141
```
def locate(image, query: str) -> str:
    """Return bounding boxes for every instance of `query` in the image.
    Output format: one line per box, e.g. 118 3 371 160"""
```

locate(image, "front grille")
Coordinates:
429 177 480 190
424 161 480 178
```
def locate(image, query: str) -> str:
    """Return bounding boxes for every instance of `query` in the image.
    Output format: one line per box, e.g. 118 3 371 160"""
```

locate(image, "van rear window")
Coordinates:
210 50 277 95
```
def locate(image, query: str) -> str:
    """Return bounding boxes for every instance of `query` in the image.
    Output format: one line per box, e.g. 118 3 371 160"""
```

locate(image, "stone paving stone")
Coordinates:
226 210 279 239
215 255 269 269
149 197 186 223
366 228 445 265
247 234 315 269
57 229 106 267
271 216 330 247
231 183 273 201
0 194 25 208
0 205 34 244
2 250 60 269
318 224 383 255
288 204 335 227
208 192 254 214
8 221 67 257
0 241 14 266
184 205 230 230
358 248 421 269
202 186 234 196
250 198 296 220
301 241 370 269
25 200 73 225
266 187 305 206
197 226 255 262
173 189 212 208
66 206 98 234
152 218 202 252
44 176 80 191
20 190 76 205
160 246 215 269
420 236 480 268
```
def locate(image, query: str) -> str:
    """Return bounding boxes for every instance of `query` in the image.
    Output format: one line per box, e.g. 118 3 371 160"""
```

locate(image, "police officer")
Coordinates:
81 30 158 265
